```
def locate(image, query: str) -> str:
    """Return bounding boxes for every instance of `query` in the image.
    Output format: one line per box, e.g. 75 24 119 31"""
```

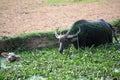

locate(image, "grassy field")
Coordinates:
0 43 120 80
0 20 120 80
45 0 107 4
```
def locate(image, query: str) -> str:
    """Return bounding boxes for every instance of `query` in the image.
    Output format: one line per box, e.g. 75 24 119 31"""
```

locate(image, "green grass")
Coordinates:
45 0 107 4
111 19 120 33
45 0 68 4
0 43 120 80
0 31 55 41
72 0 104 3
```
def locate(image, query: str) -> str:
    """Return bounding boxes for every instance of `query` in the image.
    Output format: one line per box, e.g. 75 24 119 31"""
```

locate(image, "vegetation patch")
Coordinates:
111 19 120 34
45 0 108 4
0 43 120 79
45 0 68 4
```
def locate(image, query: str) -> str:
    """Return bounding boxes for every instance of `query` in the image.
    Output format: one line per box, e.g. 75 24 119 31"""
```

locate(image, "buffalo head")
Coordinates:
55 28 80 53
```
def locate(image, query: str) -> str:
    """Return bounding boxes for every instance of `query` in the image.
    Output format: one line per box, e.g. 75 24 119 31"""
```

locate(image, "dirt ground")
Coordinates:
0 0 120 37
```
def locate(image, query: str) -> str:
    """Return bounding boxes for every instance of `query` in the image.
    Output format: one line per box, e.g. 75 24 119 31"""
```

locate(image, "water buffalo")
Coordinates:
55 19 118 53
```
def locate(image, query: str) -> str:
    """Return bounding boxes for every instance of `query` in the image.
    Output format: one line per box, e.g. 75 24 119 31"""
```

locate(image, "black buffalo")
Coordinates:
55 19 118 53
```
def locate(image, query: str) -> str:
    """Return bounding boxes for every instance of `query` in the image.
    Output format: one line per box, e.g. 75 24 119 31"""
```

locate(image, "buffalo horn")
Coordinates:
55 29 61 39
67 27 81 38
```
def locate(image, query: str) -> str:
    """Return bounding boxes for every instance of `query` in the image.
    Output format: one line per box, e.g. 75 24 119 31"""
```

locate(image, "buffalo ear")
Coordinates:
1 52 8 58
